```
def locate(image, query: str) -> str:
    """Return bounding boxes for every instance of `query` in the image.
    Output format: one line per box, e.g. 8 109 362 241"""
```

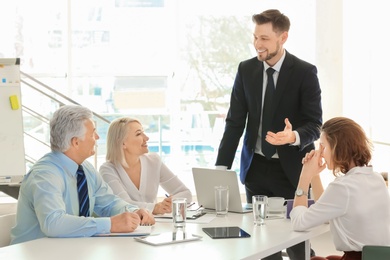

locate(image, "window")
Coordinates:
2 0 389 196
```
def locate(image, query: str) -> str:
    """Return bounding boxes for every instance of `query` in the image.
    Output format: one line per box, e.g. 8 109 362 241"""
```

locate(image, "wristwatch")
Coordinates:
295 188 308 197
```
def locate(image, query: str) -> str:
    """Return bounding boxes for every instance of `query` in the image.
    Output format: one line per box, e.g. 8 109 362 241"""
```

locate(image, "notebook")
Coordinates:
154 211 206 220
192 167 252 213
94 225 152 237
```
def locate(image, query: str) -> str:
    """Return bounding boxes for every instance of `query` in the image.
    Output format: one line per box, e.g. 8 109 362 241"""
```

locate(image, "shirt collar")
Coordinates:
53 151 80 177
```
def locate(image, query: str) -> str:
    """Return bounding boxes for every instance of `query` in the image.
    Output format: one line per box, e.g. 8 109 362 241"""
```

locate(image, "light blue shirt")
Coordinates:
11 151 139 244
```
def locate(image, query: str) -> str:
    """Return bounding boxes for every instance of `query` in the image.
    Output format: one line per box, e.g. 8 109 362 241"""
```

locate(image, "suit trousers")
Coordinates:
311 251 361 260
244 153 315 260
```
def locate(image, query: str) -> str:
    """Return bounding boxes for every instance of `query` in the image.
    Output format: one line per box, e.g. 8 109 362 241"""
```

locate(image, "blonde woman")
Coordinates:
99 117 192 215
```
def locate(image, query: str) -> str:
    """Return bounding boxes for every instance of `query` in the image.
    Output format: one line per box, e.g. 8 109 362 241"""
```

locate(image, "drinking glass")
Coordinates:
252 195 268 225
214 185 229 216
172 198 187 229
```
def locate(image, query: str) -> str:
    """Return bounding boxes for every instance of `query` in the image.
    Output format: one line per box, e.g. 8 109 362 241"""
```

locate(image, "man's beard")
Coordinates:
257 42 280 61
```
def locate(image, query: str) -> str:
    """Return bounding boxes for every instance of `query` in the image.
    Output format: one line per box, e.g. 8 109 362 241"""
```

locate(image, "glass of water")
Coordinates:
252 195 268 225
215 185 229 216
172 198 187 229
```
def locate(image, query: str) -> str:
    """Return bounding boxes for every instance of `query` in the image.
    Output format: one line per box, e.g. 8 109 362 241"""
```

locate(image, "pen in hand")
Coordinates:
166 194 194 208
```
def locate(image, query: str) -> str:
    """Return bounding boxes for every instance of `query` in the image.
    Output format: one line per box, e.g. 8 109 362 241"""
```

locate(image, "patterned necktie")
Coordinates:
77 165 90 217
262 68 276 159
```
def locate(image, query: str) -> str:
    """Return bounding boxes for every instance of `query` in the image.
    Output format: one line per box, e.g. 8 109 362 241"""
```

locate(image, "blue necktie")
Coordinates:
262 68 276 159
77 165 90 217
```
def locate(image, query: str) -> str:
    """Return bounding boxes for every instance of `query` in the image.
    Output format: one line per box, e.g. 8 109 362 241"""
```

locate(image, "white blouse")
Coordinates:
99 153 192 212
291 166 390 252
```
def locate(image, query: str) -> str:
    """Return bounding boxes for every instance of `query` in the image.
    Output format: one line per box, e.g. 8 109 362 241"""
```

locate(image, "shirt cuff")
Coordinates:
215 165 228 170
94 217 111 234
290 130 301 146
125 204 139 212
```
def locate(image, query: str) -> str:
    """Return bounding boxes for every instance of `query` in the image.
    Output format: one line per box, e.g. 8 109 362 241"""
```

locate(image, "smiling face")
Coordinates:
319 132 333 170
253 22 288 66
122 121 149 157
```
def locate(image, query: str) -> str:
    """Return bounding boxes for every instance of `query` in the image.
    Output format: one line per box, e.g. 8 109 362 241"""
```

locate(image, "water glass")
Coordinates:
252 195 268 225
172 198 187 229
215 185 229 216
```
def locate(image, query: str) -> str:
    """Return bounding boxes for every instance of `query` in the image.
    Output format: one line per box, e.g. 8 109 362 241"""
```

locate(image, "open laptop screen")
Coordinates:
192 167 251 213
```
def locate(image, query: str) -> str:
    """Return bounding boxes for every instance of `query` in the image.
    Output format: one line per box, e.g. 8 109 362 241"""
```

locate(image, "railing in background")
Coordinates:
20 71 110 170
19 71 230 168
18 71 243 198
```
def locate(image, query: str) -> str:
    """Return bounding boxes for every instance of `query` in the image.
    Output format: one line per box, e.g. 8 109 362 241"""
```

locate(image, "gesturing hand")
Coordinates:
265 118 296 145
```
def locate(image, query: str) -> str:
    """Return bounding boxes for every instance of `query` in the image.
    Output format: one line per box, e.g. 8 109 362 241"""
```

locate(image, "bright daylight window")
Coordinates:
1 0 389 195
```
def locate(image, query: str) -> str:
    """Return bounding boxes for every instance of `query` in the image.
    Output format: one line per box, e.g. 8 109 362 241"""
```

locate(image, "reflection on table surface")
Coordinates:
0 212 329 260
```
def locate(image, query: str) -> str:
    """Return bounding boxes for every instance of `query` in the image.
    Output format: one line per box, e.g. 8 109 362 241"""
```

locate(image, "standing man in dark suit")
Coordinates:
216 9 322 260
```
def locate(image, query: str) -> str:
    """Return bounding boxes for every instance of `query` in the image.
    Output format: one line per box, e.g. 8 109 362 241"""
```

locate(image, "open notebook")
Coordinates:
94 225 152 237
154 211 206 219
192 167 251 213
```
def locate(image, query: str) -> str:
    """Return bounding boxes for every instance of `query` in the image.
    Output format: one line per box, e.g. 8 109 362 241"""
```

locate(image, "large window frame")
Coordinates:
2 0 389 195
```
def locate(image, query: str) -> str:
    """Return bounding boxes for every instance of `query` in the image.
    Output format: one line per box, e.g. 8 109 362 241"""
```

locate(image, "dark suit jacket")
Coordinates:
216 51 322 187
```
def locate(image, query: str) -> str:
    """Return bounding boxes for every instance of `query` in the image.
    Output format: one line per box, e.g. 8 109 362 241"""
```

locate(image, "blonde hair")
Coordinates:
106 117 141 168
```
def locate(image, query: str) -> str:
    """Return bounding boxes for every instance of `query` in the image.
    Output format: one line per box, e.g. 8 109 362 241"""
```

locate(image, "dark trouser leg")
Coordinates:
286 241 316 260
245 154 315 260
262 251 283 260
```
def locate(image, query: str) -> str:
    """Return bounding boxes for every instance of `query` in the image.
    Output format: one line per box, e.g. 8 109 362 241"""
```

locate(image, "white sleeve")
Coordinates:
99 162 156 212
155 157 192 203
290 180 348 231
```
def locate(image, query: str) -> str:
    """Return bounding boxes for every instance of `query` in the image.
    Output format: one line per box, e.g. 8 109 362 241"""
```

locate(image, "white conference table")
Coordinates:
0 212 329 260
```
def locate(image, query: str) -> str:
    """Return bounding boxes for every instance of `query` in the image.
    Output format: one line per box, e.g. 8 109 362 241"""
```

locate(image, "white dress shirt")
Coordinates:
99 153 192 212
291 166 390 251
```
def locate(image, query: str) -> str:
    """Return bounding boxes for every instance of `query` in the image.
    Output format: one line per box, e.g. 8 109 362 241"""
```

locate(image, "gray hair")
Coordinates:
50 105 93 152
106 117 141 168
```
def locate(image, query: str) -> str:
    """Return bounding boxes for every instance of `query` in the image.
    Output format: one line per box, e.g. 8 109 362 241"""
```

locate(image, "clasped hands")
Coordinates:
301 149 326 179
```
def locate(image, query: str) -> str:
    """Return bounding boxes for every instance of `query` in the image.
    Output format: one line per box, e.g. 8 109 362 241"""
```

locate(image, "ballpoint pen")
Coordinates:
166 194 194 208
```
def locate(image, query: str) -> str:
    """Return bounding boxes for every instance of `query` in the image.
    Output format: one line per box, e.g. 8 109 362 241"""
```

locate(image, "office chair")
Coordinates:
362 245 390 260
0 213 16 247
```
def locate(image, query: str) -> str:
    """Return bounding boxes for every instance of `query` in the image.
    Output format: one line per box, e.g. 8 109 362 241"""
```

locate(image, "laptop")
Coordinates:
192 167 252 213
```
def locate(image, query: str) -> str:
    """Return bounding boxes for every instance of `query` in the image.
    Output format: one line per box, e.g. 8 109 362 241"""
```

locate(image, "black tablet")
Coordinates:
202 226 251 239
